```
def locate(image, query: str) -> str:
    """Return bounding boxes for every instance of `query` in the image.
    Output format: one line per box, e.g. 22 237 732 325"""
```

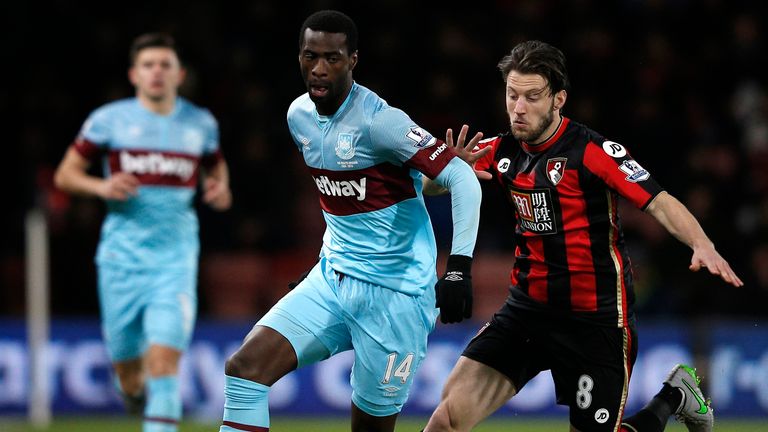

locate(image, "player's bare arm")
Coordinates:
202 159 232 210
422 125 488 196
54 147 139 201
645 191 744 287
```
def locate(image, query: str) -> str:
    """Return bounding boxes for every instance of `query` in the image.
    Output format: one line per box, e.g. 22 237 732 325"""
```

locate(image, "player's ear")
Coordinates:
553 89 567 111
349 50 358 71
177 66 187 86
128 66 138 86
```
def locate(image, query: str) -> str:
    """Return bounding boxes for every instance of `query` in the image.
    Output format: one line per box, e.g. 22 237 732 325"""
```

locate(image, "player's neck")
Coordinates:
137 94 177 115
528 114 563 146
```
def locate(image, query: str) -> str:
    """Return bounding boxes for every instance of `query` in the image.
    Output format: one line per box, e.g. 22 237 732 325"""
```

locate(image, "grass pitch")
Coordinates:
2 416 767 431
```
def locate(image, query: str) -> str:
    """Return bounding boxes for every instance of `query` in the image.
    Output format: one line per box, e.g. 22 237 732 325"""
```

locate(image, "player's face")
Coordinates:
299 29 357 116
129 47 185 102
505 71 566 144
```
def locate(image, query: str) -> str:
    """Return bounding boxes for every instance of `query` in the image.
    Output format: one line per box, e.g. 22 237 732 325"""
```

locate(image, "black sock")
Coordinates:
622 409 664 432
655 383 683 417
622 384 682 432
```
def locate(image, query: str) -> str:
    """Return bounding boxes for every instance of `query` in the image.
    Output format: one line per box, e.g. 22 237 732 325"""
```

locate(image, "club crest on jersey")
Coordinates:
406 126 437 148
182 128 205 153
128 125 143 137
335 133 356 160
618 159 650 182
509 187 558 235
546 157 567 186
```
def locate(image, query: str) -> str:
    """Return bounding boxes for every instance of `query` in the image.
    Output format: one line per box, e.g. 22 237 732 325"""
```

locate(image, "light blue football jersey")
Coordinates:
73 97 220 268
287 83 457 295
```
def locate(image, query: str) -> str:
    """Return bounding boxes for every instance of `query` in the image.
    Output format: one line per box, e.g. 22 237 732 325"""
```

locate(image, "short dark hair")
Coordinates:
299 10 358 54
497 40 569 94
129 32 178 64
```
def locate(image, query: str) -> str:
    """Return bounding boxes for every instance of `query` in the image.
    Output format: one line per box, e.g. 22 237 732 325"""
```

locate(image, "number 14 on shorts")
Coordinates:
382 353 414 384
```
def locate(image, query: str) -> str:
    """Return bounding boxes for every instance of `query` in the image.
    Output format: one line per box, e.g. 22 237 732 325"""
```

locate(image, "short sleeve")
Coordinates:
583 140 664 209
369 107 455 179
202 109 220 154
72 109 111 161
200 110 222 168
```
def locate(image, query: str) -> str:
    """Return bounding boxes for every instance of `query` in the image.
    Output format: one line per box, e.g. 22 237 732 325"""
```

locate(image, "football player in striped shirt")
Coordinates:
424 40 741 432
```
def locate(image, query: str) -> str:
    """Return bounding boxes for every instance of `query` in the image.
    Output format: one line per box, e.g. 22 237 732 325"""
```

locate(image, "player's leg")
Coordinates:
113 358 145 414
341 273 439 432
425 304 546 432
97 264 147 414
350 405 398 432
425 356 518 432
221 259 352 431
549 322 637 432
141 267 197 432
622 363 713 432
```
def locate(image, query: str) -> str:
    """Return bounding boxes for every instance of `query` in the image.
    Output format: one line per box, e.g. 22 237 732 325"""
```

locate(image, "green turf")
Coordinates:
2 416 767 431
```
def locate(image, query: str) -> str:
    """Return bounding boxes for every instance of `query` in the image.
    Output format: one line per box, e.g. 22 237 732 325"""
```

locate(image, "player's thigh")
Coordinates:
143 266 197 352
551 324 637 432
257 260 352 368
462 304 549 394
97 264 146 361
342 276 435 416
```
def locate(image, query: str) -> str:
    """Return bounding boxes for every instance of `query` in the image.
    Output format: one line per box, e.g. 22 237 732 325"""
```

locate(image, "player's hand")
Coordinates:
689 245 744 287
445 125 492 181
203 177 232 211
435 255 473 324
288 268 311 290
100 172 140 201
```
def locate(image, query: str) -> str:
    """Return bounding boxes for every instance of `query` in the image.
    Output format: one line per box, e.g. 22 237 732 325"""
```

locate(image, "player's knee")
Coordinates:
225 351 246 377
224 349 265 382
146 358 178 377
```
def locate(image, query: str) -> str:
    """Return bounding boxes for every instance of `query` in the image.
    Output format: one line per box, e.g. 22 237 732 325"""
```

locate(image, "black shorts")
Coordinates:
462 302 638 432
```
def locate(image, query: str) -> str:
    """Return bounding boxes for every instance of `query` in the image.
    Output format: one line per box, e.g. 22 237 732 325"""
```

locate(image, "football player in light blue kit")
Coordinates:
219 10 483 432
54 33 232 432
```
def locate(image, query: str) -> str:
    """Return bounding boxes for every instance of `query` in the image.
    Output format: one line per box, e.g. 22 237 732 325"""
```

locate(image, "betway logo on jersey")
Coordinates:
120 151 195 181
509 188 558 235
313 175 367 201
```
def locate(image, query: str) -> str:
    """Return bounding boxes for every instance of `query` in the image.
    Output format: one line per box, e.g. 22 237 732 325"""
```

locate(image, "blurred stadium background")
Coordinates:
2 0 767 430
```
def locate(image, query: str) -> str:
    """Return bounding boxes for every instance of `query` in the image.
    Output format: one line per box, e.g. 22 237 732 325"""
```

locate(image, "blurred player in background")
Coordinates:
423 40 742 432
54 32 231 432
219 10 481 432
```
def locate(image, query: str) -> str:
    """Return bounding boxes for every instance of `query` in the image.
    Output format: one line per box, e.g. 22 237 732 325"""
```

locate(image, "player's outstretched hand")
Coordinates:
445 125 492 181
435 255 473 324
689 246 744 287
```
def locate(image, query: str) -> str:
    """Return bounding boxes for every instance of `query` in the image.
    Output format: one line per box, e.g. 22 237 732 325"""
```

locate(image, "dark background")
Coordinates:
2 0 767 320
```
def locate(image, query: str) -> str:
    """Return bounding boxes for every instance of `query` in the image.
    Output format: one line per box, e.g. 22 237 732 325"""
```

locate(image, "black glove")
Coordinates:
287 268 311 290
435 255 473 324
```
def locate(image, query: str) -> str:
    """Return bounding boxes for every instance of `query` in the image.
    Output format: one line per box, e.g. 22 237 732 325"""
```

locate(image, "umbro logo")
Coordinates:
445 272 464 282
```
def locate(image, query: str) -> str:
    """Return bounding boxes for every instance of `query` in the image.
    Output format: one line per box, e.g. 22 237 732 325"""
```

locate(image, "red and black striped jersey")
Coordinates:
475 117 664 327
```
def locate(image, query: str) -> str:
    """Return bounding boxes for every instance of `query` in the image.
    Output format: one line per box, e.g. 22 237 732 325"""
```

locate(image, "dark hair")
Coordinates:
129 32 178 64
299 10 358 54
497 40 569 93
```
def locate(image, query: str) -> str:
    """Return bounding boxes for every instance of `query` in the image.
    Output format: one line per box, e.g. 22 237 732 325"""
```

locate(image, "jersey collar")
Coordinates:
521 116 569 153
